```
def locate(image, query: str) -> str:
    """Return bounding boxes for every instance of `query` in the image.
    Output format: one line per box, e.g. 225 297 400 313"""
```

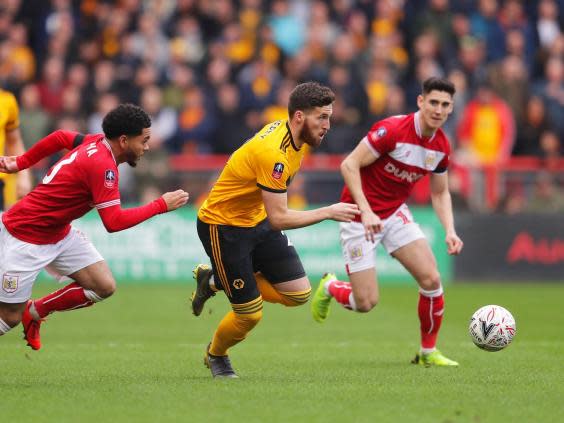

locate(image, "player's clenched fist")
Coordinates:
162 189 189 211
0 156 19 173
445 232 463 256
328 202 361 222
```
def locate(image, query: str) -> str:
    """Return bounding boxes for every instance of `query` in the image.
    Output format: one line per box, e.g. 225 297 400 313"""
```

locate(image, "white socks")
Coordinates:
0 317 11 335
84 289 104 303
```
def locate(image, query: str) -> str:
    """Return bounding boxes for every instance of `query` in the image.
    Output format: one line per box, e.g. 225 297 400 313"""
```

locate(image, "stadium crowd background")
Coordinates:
0 0 563 211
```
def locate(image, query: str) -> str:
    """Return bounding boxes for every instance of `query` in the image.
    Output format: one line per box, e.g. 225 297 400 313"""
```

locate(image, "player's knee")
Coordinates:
92 277 116 299
279 287 311 307
418 271 441 291
356 298 378 313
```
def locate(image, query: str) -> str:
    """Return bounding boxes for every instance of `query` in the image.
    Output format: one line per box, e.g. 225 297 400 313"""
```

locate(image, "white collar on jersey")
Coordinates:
414 111 437 141
102 138 117 165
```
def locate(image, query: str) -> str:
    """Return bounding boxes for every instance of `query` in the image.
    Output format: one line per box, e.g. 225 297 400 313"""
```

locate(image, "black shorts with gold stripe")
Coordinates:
196 217 306 305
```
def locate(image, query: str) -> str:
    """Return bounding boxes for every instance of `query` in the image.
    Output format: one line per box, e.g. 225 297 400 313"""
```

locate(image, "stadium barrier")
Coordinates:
455 213 564 281
36 206 451 284
169 154 564 212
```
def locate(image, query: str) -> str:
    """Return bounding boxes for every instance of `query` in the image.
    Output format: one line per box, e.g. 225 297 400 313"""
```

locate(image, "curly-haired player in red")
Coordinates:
0 104 189 350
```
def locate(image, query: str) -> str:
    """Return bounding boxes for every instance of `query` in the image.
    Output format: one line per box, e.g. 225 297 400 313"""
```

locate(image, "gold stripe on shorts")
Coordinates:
210 225 232 298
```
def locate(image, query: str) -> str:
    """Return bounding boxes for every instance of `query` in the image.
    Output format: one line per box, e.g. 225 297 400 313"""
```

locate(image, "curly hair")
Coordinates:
288 82 335 118
102 103 151 139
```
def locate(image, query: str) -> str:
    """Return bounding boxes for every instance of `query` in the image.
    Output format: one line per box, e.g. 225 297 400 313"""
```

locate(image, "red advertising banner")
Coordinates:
455 214 564 281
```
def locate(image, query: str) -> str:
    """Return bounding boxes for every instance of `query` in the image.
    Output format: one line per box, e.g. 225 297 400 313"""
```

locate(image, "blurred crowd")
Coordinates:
0 0 563 208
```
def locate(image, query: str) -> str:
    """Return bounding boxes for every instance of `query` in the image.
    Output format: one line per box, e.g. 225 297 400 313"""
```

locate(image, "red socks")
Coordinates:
328 278 445 350
33 282 96 318
327 280 354 310
418 288 445 350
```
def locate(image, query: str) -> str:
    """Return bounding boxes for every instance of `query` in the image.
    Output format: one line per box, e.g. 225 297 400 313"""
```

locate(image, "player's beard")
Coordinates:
124 149 139 167
300 120 323 148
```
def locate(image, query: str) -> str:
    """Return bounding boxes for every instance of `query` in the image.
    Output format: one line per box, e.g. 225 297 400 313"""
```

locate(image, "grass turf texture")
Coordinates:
1 282 562 423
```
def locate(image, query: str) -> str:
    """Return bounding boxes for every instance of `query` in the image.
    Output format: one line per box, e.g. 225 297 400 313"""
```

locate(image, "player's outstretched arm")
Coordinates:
263 190 360 230
97 189 189 233
324 202 362 222
12 130 79 171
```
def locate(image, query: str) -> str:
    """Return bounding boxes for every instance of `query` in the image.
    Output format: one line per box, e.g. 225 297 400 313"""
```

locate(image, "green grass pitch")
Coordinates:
1 281 562 423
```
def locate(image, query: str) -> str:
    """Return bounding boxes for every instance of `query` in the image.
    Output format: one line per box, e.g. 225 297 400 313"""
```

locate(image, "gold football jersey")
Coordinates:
0 90 20 182
198 120 305 227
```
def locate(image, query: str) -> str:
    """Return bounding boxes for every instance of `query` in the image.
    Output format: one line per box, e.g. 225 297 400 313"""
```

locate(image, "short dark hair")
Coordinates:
102 103 151 139
422 77 456 96
288 82 335 117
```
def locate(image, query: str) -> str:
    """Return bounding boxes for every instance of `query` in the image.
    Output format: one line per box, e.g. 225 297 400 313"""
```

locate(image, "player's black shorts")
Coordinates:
197 218 306 305
0 180 4 211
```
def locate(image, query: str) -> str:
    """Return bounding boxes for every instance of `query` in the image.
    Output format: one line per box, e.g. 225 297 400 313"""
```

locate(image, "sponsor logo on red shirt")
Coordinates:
383 162 424 183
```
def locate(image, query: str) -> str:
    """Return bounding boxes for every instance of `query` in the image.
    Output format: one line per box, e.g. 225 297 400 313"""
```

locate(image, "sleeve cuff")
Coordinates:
16 155 30 170
257 183 286 193
156 197 168 213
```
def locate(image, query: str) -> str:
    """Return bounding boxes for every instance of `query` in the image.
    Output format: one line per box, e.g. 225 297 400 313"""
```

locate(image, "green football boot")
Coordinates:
411 350 459 367
311 272 336 323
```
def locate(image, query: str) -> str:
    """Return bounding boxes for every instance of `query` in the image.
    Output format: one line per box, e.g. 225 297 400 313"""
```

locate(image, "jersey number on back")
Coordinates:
42 151 78 184
42 143 97 184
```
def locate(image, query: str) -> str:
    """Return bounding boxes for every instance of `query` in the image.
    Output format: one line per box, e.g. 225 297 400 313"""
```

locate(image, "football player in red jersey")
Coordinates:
311 77 464 367
0 104 189 350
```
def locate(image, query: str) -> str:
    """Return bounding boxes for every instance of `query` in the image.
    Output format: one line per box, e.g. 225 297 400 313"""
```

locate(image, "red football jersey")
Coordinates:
340 112 451 219
3 132 121 244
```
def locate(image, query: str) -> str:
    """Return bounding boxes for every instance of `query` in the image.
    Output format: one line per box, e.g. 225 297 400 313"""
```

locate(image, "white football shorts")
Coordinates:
340 204 425 274
0 218 103 303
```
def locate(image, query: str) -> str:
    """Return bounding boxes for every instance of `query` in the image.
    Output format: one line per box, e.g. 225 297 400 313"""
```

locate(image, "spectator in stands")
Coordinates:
470 0 506 63
457 80 515 166
173 85 216 153
87 93 120 134
162 64 196 110
539 129 562 167
211 83 251 154
442 68 470 141
139 85 178 150
267 0 305 57
59 85 87 129
18 84 51 150
0 0 562 208
533 56 564 136
0 22 35 89
413 0 455 56
36 56 66 116
536 0 562 52
455 35 488 89
526 171 564 213
488 54 530 123
513 96 552 156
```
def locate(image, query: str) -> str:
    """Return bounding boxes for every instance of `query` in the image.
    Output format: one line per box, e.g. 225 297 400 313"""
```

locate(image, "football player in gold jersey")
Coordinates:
192 82 360 378
0 89 31 210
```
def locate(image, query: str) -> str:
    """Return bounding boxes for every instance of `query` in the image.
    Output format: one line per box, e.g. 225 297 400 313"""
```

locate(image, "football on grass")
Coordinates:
469 305 516 351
